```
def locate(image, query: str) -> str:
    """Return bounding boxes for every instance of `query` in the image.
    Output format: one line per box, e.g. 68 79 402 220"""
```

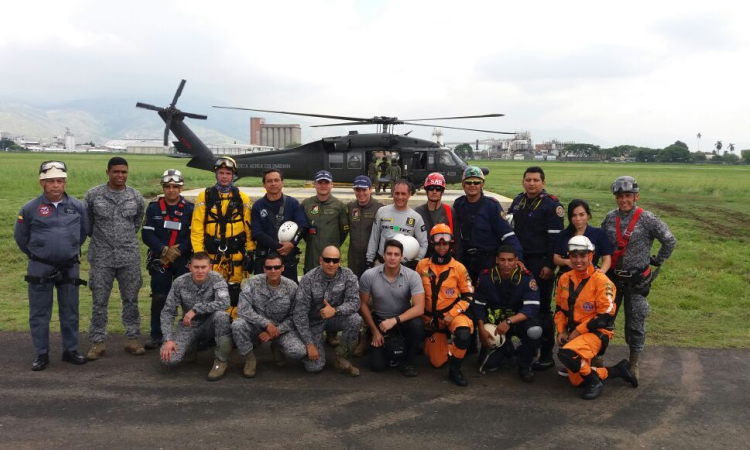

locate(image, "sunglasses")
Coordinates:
40 161 67 173
264 265 283 271
322 257 340 264
425 186 444 192
464 180 483 186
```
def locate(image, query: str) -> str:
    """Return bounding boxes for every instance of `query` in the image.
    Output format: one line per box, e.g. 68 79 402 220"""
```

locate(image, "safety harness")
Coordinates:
147 197 187 271
422 204 454 236
611 207 643 270
25 255 87 286
203 186 247 258
563 276 610 356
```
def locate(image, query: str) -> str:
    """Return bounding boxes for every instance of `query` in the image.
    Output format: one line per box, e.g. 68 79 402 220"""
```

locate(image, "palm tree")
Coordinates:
697 133 702 151
728 143 735 153
715 141 723 154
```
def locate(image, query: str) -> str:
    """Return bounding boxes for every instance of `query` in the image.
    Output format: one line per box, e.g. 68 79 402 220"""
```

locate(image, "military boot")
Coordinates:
207 360 228 381
448 356 468 387
334 340 360 377
207 335 233 381
270 342 286 367
242 351 257 378
86 342 106 361
352 329 370 357
124 338 145 356
326 331 340 348
629 350 641 380
607 359 639 388
581 370 604 400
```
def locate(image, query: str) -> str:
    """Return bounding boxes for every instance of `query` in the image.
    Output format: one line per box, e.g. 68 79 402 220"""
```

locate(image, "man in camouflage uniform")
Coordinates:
367 157 379 187
387 158 402 195
293 246 362 376
85 157 146 360
602 176 676 378
231 253 306 378
160 252 232 381
301 170 349 274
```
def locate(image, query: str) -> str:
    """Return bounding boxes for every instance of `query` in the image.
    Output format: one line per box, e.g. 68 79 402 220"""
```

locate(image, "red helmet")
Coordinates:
424 172 446 189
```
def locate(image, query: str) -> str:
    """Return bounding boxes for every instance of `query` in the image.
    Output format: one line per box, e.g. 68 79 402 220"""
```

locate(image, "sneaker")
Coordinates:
532 354 555 371
401 364 418 378
557 367 569 377
124 338 145 356
86 343 106 361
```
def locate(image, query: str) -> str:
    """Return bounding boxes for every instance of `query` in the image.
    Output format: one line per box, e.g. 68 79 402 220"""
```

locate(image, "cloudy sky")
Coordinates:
1 0 747 150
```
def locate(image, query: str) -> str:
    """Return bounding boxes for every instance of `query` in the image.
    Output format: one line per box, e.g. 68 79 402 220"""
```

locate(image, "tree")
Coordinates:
728 143 735 153
741 150 750 164
562 143 601 158
693 152 707 162
284 142 301 149
715 140 723 154
454 143 473 160
658 141 692 162
721 153 740 164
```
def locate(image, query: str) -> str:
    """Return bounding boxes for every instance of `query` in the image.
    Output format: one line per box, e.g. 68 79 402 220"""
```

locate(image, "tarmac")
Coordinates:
1 331 748 449
180 186 513 209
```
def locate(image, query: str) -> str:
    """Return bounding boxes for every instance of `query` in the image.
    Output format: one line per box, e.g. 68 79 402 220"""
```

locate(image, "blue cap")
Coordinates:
315 170 333 182
353 175 372 189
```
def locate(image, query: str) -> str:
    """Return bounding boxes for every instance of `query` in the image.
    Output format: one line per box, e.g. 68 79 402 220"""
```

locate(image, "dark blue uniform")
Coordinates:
508 189 564 362
250 194 308 283
473 267 541 370
554 225 613 274
142 196 194 342
453 193 523 283
14 193 88 356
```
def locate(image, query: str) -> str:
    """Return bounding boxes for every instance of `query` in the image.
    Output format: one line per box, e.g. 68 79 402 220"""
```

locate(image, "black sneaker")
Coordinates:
532 354 555 371
401 364 418 377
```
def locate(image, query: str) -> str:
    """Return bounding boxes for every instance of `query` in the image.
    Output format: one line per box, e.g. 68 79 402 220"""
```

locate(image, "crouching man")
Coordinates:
555 236 638 400
293 246 362 376
231 253 306 378
160 252 232 381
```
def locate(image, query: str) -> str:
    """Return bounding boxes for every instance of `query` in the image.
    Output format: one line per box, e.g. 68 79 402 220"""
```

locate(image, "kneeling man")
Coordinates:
555 236 638 399
232 253 306 378
160 252 232 381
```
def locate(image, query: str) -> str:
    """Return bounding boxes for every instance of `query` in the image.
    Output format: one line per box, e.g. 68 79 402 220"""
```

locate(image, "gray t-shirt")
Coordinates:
359 265 424 319
365 204 428 261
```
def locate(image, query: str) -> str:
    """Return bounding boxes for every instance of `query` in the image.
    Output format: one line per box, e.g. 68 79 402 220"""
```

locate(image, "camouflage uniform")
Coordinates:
160 271 231 366
84 184 145 343
231 274 306 360
293 266 362 372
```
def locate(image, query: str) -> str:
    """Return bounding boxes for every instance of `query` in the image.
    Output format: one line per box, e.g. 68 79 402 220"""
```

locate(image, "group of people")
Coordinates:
15 156 676 400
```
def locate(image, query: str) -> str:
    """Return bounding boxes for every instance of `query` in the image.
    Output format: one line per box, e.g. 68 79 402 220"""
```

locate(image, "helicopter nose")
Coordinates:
481 167 490 175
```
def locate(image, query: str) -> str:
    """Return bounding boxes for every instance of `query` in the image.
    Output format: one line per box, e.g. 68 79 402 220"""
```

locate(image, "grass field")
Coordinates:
2 153 748 348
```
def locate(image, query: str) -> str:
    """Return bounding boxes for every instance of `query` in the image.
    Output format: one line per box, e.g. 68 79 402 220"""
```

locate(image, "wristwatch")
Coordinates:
506 318 513 326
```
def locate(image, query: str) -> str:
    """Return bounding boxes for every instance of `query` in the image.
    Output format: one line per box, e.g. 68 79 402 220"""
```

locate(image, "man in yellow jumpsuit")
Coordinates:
415 224 474 387
191 157 254 316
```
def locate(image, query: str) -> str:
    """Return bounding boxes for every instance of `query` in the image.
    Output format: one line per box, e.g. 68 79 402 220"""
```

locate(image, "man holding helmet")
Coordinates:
415 224 474 386
555 235 638 400
15 160 89 370
415 173 458 259
473 245 542 382
251 169 307 283
141 169 194 350
601 176 676 378
191 156 254 313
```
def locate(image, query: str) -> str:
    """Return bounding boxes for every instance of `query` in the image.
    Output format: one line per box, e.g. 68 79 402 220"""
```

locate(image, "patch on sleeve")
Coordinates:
17 215 24 223
556 206 564 218
582 302 594 312
529 279 538 291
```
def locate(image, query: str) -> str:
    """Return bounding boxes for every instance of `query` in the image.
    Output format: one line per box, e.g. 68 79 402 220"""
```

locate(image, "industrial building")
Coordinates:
250 117 301 149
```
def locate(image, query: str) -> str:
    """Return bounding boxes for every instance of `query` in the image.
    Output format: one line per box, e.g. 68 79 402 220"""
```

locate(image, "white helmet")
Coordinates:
392 234 420 261
568 235 595 253
39 161 68 180
482 323 506 349
278 221 299 242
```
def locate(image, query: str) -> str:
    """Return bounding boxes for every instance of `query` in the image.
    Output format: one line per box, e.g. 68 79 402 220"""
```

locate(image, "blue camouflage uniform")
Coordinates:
453 193 523 283
473 267 541 371
251 194 308 283
142 196 194 343
508 189 564 361
14 193 88 356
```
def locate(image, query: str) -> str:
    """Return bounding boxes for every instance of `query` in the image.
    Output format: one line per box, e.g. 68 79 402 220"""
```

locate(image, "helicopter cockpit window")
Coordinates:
329 152 344 169
347 153 362 169
440 152 458 167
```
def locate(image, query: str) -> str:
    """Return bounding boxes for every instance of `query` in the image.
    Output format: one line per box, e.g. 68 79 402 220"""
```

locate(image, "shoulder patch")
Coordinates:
556 206 564 218
529 279 538 291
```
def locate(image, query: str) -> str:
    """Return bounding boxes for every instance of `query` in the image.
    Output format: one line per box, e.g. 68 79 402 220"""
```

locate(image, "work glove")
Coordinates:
165 245 182 262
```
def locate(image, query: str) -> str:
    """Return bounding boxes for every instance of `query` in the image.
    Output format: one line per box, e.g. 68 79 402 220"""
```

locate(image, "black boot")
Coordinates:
607 359 639 388
532 351 555 371
32 353 49 371
448 356 468 387
581 370 603 400
519 366 535 383
62 350 87 365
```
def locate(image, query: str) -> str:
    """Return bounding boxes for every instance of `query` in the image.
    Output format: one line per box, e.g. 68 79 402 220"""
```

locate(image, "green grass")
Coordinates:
2 154 749 348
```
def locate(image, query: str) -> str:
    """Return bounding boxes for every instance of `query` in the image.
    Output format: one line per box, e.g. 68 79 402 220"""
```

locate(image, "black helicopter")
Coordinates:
136 80 514 185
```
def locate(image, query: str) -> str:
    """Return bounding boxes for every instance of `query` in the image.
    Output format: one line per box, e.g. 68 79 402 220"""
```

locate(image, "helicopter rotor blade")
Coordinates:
135 102 162 112
310 121 373 128
402 113 505 121
171 79 186 108
400 122 516 135
182 112 208 120
213 106 372 123
163 118 172 146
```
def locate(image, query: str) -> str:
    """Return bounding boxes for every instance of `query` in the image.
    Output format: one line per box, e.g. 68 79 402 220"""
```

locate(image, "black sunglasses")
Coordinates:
425 186 444 192
264 265 283 271
322 257 340 264
464 180 483 186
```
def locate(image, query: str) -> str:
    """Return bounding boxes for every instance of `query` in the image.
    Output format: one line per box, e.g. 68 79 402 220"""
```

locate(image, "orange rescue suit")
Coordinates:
416 257 474 367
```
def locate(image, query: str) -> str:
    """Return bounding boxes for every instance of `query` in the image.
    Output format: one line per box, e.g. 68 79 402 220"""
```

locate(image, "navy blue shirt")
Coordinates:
508 190 564 268
142 196 194 256
473 267 541 323
453 193 522 259
554 225 613 273
251 194 308 252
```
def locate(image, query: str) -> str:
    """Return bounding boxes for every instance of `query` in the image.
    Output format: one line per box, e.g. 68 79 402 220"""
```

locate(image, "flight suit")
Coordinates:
367 161 379 186
85 184 145 343
251 194 308 283
301 195 348 273
346 198 383 277
142 196 194 343
554 268 616 386
191 186 254 309
15 193 88 356
415 256 474 367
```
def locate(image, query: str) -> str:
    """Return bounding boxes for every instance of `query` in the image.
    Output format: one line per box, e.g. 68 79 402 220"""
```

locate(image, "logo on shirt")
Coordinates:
556 206 564 218
445 288 455 297
38 205 51 217
310 204 320 215
351 208 360 221
393 226 401 231
582 302 594 312
260 209 268 218
529 280 538 291
406 217 415 227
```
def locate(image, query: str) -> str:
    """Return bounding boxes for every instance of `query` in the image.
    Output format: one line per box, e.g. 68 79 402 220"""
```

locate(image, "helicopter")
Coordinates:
136 80 515 186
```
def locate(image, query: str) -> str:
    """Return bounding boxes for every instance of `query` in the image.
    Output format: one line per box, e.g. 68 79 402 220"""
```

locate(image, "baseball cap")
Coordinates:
353 175 372 189
315 170 333 182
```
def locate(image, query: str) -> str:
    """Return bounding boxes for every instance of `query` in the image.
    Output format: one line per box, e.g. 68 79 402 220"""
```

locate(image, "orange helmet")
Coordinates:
430 223 453 243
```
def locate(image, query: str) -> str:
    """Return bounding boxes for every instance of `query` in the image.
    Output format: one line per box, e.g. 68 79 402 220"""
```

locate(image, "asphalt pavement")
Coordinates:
1 332 748 449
